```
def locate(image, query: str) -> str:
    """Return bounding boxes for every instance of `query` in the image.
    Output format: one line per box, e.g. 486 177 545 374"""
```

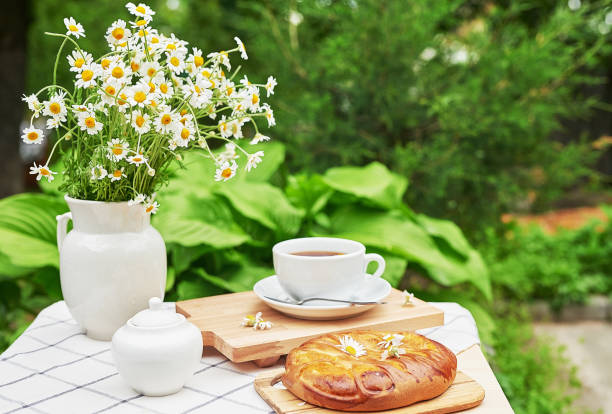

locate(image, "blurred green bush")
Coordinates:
27 0 611 235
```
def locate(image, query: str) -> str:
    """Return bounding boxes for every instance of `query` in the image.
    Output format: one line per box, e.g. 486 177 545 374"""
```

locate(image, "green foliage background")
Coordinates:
1 0 611 413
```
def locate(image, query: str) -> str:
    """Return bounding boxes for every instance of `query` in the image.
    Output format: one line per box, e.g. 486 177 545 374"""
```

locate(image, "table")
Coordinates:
0 301 513 414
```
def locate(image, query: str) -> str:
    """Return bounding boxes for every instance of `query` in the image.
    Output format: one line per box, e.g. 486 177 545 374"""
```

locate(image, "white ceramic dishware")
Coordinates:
253 275 391 320
272 237 386 300
111 297 202 397
57 195 166 340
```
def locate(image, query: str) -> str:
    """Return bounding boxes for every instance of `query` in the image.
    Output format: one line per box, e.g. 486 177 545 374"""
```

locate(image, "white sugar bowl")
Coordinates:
111 297 203 396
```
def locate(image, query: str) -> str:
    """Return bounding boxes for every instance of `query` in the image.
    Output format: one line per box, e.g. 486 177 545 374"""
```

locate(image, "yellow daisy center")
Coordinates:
135 115 145 127
226 87 233 96
201 69 211 78
146 205 154 213
101 59 111 69
27 131 39 141
133 91 147 103
135 5 146 14
345 346 357 355
112 27 124 40
147 67 156 77
160 83 168 94
131 61 140 72
180 128 190 139
180 109 188 116
105 85 116 95
113 169 122 178
112 67 124 79
148 82 155 93
151 37 159 44
194 56 204 67
84 117 96 128
118 93 127 105
194 85 201 94
69 25 78 32
49 102 61 114
166 43 176 51
40 167 50 176
112 146 123 155
133 156 142 162
170 57 180 67
81 70 94 81
136 19 147 27
252 94 259 105
74 58 85 68
161 114 172 125
221 168 232 178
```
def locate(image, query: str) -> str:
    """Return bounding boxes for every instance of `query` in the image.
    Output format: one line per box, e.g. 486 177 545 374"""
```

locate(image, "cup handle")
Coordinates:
56 212 72 252
364 253 385 278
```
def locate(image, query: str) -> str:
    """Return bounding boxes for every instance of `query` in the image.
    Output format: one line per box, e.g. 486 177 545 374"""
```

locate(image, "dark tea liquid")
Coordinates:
291 251 344 257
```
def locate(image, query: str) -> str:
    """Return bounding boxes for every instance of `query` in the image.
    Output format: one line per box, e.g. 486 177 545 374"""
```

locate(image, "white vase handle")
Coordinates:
364 253 386 278
56 212 72 252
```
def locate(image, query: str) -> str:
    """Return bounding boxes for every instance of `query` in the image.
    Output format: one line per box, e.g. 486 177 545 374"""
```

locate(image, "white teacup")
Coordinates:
272 237 386 300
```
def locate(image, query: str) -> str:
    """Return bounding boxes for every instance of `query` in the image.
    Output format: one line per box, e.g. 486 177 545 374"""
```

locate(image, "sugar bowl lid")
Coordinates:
128 297 184 328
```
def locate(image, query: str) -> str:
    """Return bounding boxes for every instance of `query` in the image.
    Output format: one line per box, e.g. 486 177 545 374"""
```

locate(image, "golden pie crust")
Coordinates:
282 331 457 411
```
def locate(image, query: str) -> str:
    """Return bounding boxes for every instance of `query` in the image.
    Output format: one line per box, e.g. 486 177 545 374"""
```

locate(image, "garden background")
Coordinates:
0 1 611 413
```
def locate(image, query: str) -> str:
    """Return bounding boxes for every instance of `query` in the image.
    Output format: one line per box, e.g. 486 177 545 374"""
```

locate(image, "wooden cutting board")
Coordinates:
176 289 443 367
254 368 485 414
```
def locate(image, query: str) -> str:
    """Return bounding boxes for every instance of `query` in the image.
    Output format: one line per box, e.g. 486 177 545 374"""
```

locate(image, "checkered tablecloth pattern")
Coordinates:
0 301 480 414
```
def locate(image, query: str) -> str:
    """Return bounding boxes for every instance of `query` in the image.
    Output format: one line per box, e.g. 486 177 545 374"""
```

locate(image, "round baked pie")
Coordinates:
282 331 457 411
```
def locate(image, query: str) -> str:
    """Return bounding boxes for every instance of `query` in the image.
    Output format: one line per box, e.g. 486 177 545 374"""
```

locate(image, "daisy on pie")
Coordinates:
250 132 270 145
75 63 100 89
42 92 67 122
77 110 104 135
265 76 277 97
110 167 126 182
214 160 237 182
245 151 264 172
336 335 367 358
64 17 85 38
128 110 151 134
378 334 406 360
91 165 108 180
29 163 56 182
107 138 129 161
66 50 93 73
234 36 248 60
21 127 44 144
154 106 178 134
127 153 147 166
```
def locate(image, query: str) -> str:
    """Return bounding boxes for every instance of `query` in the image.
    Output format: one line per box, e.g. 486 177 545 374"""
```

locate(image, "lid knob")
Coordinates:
149 297 164 311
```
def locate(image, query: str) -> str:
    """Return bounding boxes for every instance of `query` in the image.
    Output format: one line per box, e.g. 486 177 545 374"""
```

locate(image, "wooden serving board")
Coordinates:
176 289 443 366
254 368 485 414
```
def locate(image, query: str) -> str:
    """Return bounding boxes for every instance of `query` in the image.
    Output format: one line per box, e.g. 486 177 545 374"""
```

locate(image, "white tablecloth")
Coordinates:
0 301 480 414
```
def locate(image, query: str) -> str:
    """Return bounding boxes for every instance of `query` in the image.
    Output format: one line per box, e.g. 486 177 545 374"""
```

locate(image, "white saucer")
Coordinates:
253 275 391 320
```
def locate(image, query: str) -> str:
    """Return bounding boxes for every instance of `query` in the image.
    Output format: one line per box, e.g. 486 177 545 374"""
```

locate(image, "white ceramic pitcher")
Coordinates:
57 195 166 340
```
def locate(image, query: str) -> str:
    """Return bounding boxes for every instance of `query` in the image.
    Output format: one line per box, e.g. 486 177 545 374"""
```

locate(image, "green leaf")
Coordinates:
193 251 274 292
325 207 491 300
153 192 250 248
285 174 334 218
322 162 408 209
0 193 67 271
415 214 472 258
176 278 226 300
214 181 304 238
242 142 285 182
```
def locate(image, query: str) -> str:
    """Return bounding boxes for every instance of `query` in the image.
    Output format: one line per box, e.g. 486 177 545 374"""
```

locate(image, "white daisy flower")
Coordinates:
126 2 155 20
228 118 247 139
128 110 151 134
242 312 263 327
174 124 195 147
206 51 230 70
147 168 156 177
336 335 367 358
77 111 103 135
239 75 250 86
64 17 85 38
21 127 44 144
42 92 67 122
154 106 178 134
265 76 277 97
245 151 264 172
126 81 154 108
46 118 60 129
107 138 129 161
140 61 161 79
190 47 204 68
106 19 131 51
155 78 174 99
222 79 236 98
218 142 238 162
250 132 271 145
127 153 147 166
214 160 237 182
234 36 248 60
166 52 185 75
90 165 108 180
106 60 131 84
161 33 188 57
22 94 42 114
254 320 272 330
98 79 120 105
377 334 405 349
75 63 100 88
66 50 92 73
263 104 276 127
128 193 146 206
168 138 178 151
182 78 213 108
403 290 415 306
110 167 126 182
29 162 56 182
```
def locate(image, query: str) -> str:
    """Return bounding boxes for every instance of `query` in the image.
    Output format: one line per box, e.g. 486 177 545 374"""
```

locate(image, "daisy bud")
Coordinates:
148 168 155 176
65 133 72 141
175 154 182 161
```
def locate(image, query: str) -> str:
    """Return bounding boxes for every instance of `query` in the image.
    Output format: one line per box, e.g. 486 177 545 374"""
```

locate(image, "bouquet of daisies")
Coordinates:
21 2 277 213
